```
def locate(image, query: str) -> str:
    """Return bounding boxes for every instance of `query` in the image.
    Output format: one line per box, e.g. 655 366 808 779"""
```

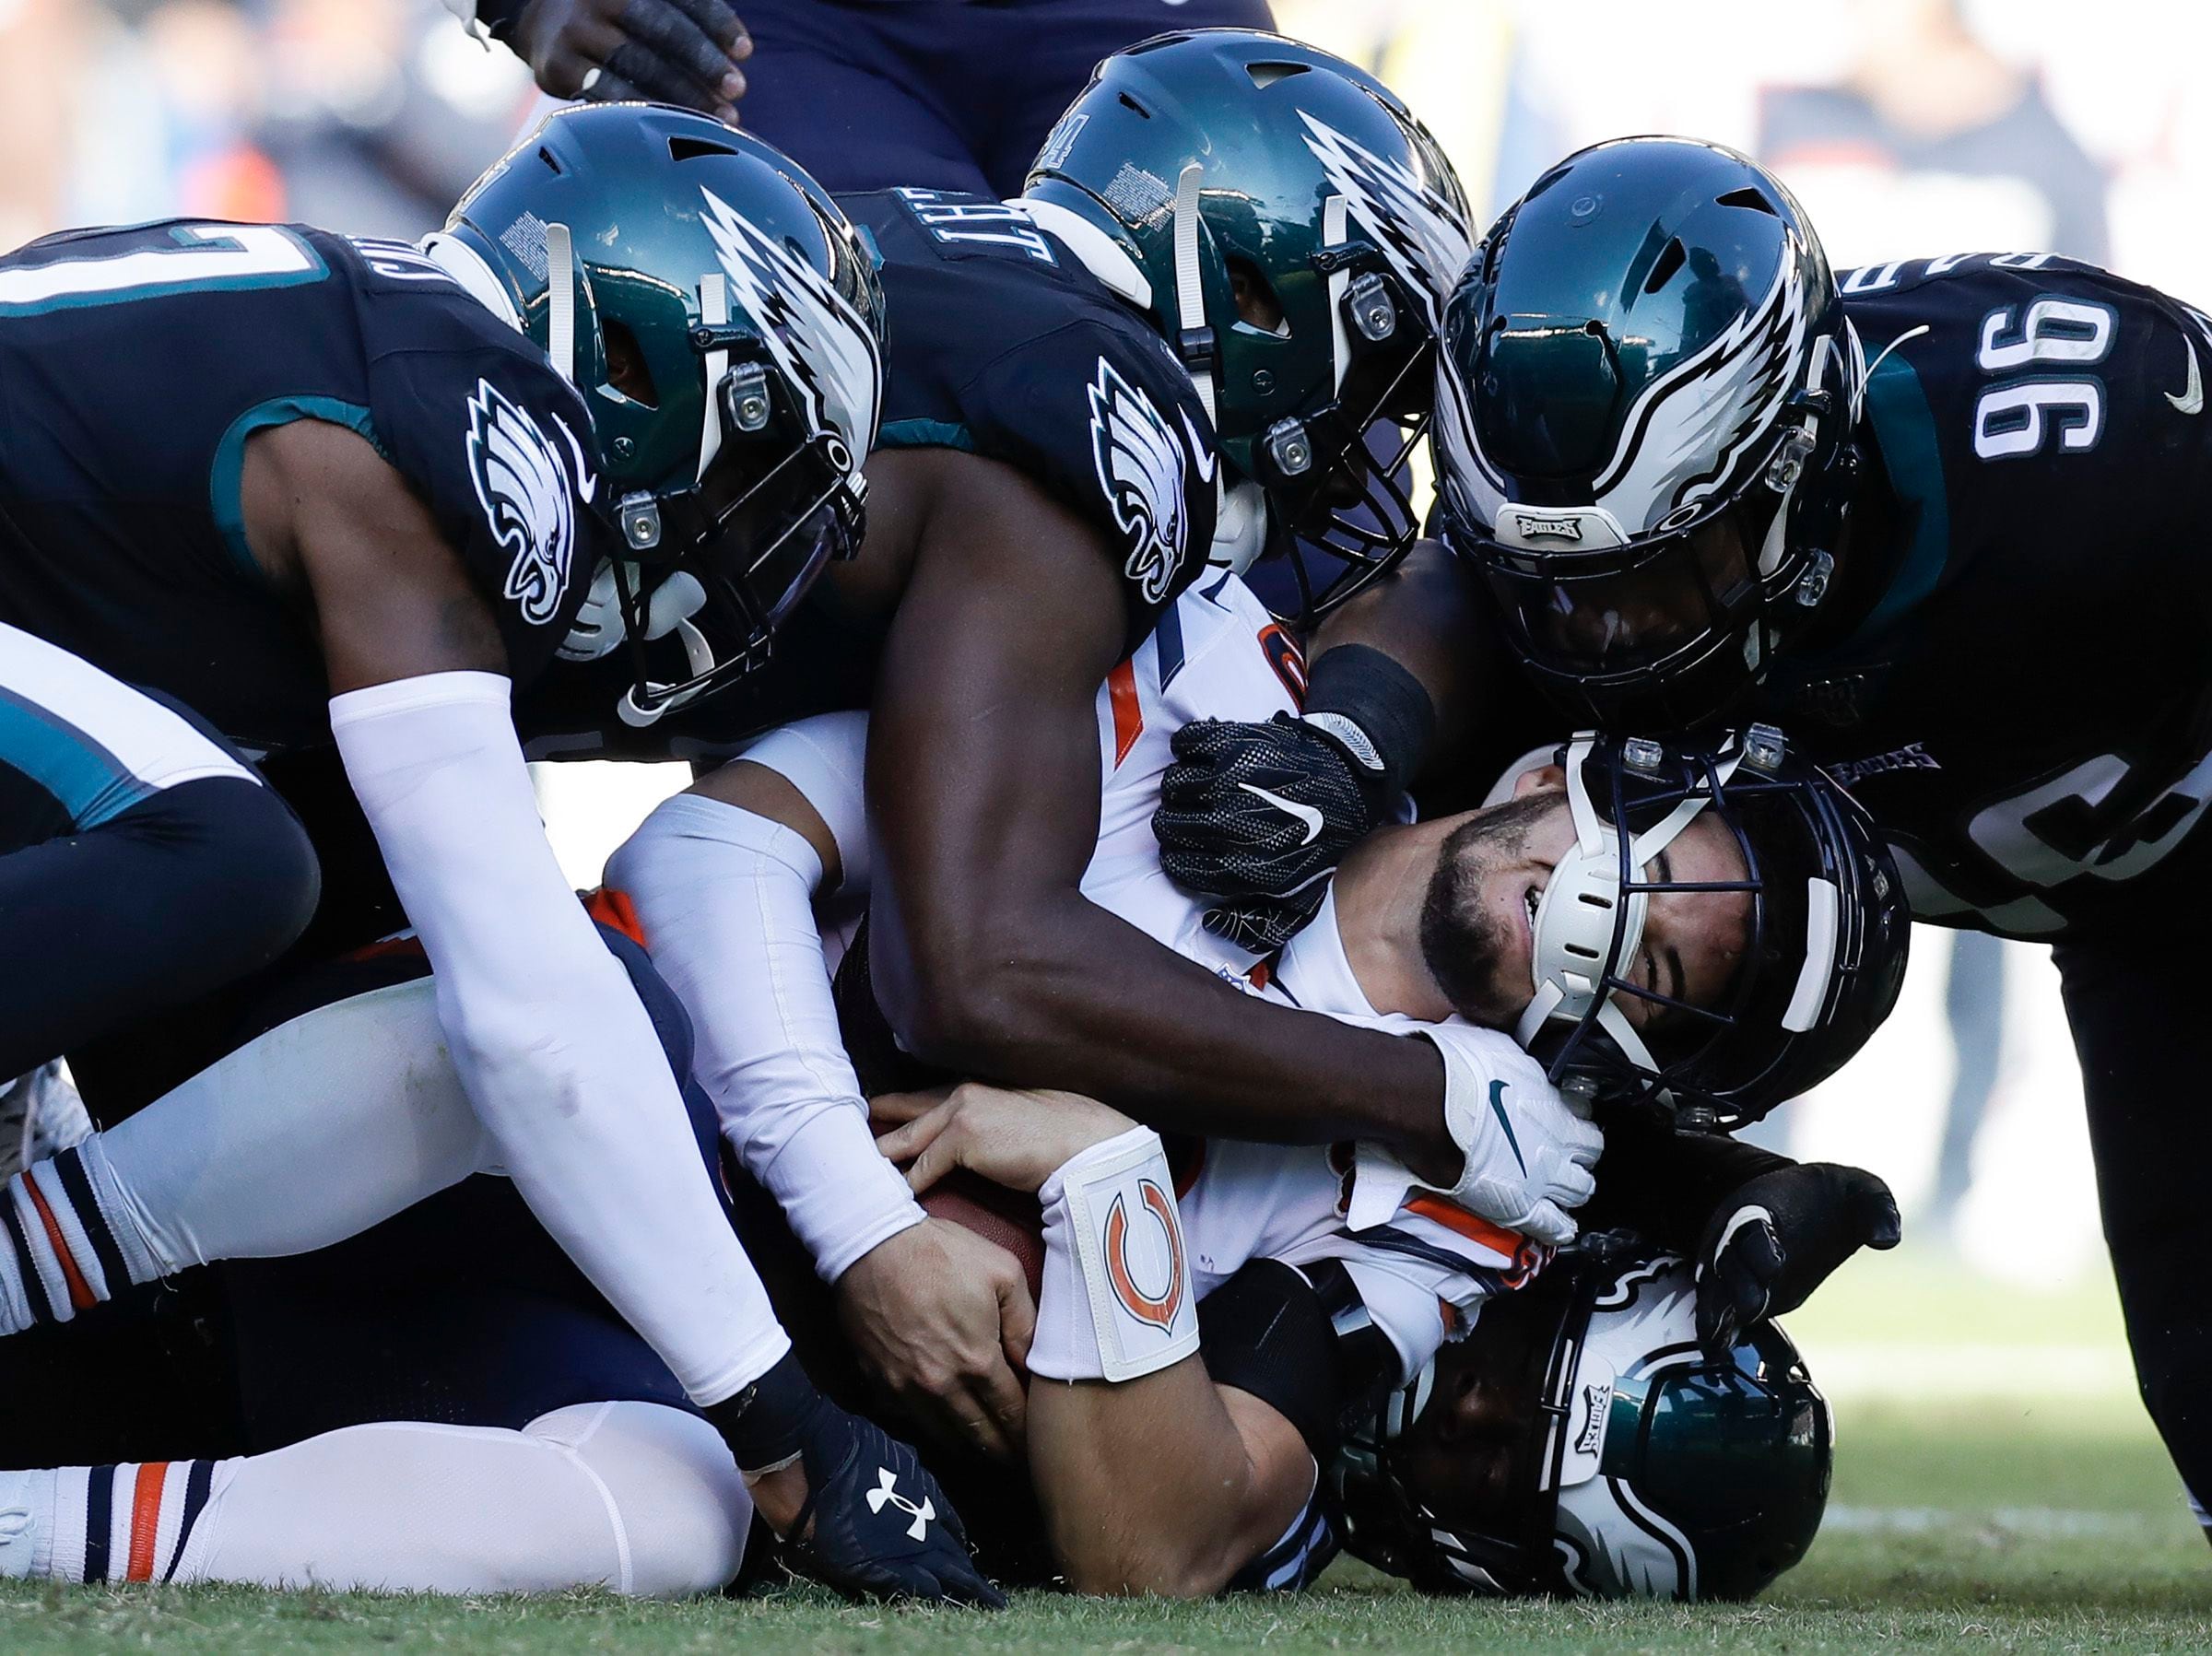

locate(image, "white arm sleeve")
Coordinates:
331 671 786 1405
606 785 924 1284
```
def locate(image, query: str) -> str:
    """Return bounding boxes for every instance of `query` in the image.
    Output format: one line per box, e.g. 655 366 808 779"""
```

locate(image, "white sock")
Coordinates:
196 1403 746 1595
0 978 495 1338
0 1460 217 1583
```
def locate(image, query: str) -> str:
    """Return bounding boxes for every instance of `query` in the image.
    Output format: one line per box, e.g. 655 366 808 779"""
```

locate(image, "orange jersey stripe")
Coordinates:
1404 1192 1526 1259
126 1462 169 1582
1107 659 1144 769
584 887 648 948
20 1169 94 1310
341 934 427 965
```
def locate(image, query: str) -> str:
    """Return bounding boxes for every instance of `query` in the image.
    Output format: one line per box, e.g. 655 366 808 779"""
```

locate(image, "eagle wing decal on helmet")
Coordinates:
1297 112 1472 335
1592 247 1809 533
466 377 578 628
699 185 883 459
1088 357 1192 605
1298 112 1499 534
1433 344 1507 536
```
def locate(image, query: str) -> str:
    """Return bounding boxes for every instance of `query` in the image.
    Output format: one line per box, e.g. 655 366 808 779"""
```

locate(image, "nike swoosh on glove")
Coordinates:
1416 1025 1603 1247
1153 713 1391 950
1694 1161 1900 1354
777 1397 1006 1607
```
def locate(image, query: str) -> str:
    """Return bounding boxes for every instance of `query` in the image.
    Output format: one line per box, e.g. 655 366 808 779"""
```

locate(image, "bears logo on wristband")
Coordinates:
1104 1178 1187 1331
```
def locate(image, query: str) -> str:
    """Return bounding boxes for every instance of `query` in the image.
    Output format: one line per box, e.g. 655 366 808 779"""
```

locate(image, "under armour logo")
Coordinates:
865 1467 935 1541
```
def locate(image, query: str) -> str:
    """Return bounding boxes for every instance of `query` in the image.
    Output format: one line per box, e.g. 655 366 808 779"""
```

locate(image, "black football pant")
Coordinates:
2057 916 2212 1533
0 625 318 1077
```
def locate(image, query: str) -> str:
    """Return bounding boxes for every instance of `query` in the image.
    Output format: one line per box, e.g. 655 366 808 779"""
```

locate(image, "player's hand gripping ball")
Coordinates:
1153 712 1393 952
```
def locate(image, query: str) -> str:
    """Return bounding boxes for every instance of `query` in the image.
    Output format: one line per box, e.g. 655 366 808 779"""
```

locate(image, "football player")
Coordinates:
0 726 1865 1603
469 37 1588 1452
0 109 997 1603
0 1013 1834 1606
0 557 1901 1595
1159 133 2212 1534
598 549 1903 1457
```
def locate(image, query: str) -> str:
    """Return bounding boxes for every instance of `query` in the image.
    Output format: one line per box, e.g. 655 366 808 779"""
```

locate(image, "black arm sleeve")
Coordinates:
1302 643 1437 803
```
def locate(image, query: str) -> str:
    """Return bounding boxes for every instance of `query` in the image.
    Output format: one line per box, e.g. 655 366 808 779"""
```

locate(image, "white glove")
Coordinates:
1347 1026 1601 1247
558 564 708 663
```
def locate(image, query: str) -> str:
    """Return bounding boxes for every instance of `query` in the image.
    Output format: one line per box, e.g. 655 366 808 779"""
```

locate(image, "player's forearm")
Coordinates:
1029 1369 1294 1597
607 791 924 1283
879 889 1453 1174
1023 1127 1310 1596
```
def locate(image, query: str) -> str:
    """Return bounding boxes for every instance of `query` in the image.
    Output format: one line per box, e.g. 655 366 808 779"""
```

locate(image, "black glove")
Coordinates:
1694 1162 1900 1355
777 1394 1006 1607
712 1352 1003 1606
1153 712 1391 951
491 0 750 117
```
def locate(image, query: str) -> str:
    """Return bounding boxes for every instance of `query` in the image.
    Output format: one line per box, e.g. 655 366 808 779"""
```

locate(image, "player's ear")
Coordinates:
1512 764 1566 799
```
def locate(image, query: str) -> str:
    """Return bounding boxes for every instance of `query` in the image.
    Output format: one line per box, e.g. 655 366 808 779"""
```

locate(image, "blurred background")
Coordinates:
13 0 2206 1522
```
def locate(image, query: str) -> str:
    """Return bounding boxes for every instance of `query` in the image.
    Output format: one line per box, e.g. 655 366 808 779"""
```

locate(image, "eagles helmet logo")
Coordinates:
1297 112 1473 338
699 185 882 462
1591 245 1809 531
1294 113 1491 543
1087 357 1194 605
465 378 580 628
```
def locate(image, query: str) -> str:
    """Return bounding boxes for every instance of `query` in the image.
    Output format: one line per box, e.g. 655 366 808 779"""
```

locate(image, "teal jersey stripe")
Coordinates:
876 417 977 452
0 685 155 829
1850 351 1952 643
208 396 385 581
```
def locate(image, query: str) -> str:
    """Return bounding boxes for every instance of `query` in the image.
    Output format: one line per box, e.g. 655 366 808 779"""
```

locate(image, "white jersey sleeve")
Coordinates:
1079 571 1308 971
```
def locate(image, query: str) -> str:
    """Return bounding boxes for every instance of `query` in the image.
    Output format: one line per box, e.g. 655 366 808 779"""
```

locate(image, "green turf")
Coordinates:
8 1258 2206 1652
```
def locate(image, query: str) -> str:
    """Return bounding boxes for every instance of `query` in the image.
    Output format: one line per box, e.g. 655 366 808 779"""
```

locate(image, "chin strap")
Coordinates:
545 222 576 385
617 614 718 728
1171 161 1217 426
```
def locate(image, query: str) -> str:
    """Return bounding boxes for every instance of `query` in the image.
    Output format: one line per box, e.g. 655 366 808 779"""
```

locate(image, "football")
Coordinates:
920 1172 1047 1302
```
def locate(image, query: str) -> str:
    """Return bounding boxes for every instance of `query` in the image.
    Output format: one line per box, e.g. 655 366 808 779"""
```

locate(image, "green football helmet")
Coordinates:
1024 28 1472 618
1334 1248 1832 1600
1438 137 1863 727
435 101 886 722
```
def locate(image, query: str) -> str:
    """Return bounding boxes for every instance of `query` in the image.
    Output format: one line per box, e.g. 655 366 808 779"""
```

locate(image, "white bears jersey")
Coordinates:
703 568 1547 1387
1079 569 1544 1387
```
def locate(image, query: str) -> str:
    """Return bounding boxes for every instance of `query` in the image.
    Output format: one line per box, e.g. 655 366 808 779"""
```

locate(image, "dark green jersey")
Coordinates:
0 221 605 754
1755 253 2212 938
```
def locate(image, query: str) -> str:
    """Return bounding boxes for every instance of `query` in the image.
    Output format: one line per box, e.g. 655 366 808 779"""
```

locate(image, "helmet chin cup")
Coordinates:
1517 733 1728 1075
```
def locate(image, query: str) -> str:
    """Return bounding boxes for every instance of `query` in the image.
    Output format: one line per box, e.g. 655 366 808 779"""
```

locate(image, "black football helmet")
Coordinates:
1436 138 1864 727
1334 1248 1832 1600
1515 724 1907 1127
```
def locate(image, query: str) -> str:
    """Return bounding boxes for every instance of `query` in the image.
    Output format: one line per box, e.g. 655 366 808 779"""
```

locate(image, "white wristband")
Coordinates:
1029 1126 1199 1383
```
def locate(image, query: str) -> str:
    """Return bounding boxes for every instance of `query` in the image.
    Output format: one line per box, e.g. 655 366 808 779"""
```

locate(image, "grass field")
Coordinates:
7 1248 2207 1654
